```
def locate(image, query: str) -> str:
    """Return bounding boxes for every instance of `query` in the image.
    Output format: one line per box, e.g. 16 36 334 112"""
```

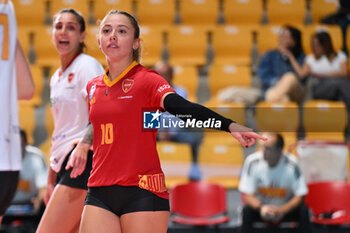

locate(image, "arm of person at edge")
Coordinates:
67 92 267 178
44 167 57 205
244 193 304 222
16 39 35 100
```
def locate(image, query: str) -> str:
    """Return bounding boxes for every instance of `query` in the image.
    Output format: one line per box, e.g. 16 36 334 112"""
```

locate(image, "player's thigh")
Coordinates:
120 211 170 233
79 205 122 233
36 185 87 233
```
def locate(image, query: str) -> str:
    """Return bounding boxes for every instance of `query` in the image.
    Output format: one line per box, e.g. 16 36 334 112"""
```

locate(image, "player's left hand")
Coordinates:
65 142 90 178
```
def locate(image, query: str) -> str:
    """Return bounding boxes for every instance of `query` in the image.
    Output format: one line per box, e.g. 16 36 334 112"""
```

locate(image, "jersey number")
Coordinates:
101 123 113 145
0 14 9 60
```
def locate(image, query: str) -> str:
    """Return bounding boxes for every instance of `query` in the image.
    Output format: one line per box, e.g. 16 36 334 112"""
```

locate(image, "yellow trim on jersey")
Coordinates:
103 61 138 87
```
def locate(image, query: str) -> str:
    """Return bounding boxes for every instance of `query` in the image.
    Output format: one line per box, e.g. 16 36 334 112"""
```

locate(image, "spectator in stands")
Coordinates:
10 129 47 213
258 26 306 103
320 0 350 55
282 31 350 139
154 61 202 180
282 31 349 101
239 132 311 233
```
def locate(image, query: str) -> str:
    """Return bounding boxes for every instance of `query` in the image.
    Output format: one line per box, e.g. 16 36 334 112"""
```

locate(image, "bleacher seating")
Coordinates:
222 0 263 25
157 142 192 189
91 0 133 24
167 25 208 66
303 100 348 142
172 65 198 102
266 0 307 25
178 0 219 29
212 25 254 65
310 0 338 24
140 26 164 67
208 63 252 100
136 0 176 27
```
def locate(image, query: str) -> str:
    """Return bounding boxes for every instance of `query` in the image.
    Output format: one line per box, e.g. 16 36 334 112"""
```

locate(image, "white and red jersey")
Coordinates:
87 61 174 199
50 53 104 172
0 0 21 171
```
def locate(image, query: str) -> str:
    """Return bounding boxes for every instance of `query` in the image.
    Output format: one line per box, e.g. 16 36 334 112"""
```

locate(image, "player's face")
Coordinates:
98 13 140 62
52 13 85 56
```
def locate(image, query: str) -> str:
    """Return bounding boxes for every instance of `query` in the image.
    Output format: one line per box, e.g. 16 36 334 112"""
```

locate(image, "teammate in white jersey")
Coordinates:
35 9 104 233
0 0 34 225
239 133 311 233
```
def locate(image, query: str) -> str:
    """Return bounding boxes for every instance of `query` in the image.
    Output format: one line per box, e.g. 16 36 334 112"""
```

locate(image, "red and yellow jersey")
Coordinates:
87 61 174 199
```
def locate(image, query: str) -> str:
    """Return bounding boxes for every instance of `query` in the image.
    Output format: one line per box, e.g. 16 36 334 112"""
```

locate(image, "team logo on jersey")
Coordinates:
122 79 134 93
68 73 75 83
89 84 96 100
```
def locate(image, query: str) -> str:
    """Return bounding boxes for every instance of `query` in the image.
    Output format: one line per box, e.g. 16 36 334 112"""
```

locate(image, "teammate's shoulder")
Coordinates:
77 53 101 65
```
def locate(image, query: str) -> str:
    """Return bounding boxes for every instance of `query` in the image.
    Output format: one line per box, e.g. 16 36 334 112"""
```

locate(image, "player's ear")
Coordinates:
79 31 86 43
97 35 101 50
133 38 140 51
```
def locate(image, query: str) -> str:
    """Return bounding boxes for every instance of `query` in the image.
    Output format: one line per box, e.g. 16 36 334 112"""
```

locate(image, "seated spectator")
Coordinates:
154 61 202 180
321 0 350 55
283 31 350 138
10 130 48 213
239 132 312 233
258 26 306 103
283 31 349 101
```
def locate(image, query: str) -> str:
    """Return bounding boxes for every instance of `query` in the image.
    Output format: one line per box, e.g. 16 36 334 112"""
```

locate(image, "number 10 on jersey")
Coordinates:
101 123 113 145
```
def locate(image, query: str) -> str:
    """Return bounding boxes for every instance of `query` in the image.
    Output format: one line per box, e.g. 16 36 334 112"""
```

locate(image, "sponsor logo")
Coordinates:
138 173 167 193
89 84 96 100
157 84 171 93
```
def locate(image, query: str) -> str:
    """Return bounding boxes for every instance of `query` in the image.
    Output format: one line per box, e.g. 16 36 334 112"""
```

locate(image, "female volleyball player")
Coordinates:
70 10 266 233
35 9 104 233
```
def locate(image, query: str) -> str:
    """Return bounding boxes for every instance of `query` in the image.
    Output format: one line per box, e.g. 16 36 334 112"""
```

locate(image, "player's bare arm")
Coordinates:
16 40 34 100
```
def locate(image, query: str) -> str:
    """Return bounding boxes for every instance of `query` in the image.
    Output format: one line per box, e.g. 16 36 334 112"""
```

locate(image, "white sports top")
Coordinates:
0 0 21 171
306 51 347 76
50 53 103 172
239 151 308 206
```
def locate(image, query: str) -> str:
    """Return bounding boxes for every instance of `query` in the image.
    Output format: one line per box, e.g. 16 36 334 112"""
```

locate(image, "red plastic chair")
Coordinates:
305 181 350 225
170 181 230 226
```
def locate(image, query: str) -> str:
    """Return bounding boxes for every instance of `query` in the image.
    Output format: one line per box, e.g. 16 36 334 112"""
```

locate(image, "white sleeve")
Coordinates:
337 51 348 63
292 166 308 197
78 57 104 98
305 54 314 67
32 155 48 189
238 157 257 194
